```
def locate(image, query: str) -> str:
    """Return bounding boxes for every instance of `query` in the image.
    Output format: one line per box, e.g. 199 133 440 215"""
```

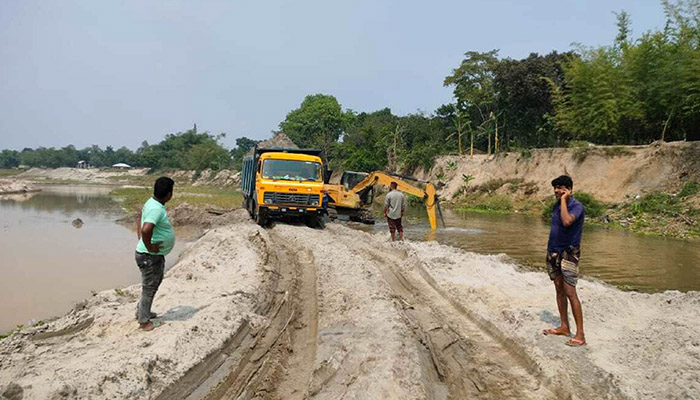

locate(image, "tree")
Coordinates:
444 50 500 154
493 51 574 148
230 136 259 169
279 94 352 159
0 150 19 168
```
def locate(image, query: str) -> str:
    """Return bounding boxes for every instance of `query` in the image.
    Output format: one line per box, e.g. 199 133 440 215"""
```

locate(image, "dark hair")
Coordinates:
390 181 398 189
551 175 573 189
154 177 175 199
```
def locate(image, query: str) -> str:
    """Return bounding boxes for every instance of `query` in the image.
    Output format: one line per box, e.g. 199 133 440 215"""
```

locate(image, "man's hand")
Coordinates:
561 188 572 202
147 241 162 254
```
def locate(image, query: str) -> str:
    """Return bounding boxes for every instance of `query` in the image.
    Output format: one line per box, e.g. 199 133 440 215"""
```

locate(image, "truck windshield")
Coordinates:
261 159 322 181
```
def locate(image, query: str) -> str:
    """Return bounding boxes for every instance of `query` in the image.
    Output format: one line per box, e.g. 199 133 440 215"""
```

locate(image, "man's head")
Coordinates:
154 177 175 203
551 175 573 199
390 182 398 190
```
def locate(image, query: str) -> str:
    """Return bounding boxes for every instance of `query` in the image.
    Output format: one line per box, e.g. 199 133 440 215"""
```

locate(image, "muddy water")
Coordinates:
357 206 700 293
0 185 195 332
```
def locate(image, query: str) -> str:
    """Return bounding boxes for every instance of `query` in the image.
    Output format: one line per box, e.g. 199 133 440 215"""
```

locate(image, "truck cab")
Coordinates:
241 148 326 227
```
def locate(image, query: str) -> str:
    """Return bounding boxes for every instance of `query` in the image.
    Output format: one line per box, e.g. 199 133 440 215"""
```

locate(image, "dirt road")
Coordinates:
162 223 568 399
2 218 698 399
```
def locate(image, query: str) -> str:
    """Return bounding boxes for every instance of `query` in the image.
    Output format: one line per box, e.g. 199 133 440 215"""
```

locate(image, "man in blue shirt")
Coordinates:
542 175 586 346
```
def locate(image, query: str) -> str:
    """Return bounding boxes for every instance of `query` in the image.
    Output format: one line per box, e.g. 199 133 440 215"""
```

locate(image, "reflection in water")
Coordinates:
0 185 195 332
360 206 700 293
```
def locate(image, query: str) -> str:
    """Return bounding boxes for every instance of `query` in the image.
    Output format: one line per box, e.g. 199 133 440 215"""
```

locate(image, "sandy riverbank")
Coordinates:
1 219 698 399
0 180 39 195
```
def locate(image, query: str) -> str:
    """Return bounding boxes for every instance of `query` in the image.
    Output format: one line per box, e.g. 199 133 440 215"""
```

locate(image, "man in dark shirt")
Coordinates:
542 175 586 346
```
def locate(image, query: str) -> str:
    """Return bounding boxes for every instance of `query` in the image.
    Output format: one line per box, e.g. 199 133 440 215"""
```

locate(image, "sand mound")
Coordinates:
402 239 700 399
0 179 39 195
0 221 270 399
166 204 249 229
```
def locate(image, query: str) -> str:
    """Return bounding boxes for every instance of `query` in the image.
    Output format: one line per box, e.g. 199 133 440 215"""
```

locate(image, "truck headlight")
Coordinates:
264 197 273 204
309 199 319 206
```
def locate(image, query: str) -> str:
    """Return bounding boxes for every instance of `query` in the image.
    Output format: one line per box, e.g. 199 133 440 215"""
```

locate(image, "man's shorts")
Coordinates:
546 247 581 287
387 217 403 233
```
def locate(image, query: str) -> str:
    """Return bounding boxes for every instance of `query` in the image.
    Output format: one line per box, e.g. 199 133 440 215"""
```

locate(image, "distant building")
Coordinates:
77 160 89 169
112 163 131 169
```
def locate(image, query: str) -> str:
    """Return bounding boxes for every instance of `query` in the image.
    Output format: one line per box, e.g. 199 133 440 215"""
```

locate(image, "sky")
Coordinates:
0 0 667 151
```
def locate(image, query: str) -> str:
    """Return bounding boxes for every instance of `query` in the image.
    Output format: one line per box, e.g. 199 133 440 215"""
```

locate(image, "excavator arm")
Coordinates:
352 172 440 230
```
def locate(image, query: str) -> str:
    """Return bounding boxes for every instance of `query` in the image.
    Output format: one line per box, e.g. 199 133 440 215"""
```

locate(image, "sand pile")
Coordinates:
0 221 271 399
17 168 150 184
0 179 39 195
401 239 700 399
166 205 249 229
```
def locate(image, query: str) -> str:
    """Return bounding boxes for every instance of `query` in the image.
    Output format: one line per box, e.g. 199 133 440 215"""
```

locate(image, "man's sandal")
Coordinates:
565 338 586 347
139 320 164 331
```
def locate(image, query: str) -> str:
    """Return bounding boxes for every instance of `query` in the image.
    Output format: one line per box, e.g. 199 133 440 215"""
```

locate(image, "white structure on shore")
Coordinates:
111 163 131 169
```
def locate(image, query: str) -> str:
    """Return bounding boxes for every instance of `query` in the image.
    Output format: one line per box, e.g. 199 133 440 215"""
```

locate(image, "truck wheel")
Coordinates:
305 215 325 229
255 207 268 227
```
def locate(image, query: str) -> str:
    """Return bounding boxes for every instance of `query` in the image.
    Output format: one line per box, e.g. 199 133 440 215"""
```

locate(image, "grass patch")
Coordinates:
603 146 633 158
111 186 243 213
0 169 22 178
627 193 682 216
541 191 606 219
679 180 700 198
458 194 513 213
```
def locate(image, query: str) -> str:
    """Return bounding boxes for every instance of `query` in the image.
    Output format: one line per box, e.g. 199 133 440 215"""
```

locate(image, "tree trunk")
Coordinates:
457 119 463 155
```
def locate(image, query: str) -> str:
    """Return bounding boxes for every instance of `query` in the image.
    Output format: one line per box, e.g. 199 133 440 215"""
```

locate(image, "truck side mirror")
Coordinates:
324 169 332 184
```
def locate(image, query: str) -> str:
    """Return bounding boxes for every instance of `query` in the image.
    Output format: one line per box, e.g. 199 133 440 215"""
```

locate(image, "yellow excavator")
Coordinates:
324 171 444 230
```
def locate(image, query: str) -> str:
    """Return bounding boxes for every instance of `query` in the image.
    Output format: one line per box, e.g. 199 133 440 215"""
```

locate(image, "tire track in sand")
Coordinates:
157 229 319 400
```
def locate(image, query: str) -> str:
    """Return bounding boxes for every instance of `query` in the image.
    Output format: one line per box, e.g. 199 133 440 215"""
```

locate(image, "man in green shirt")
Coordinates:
135 177 175 331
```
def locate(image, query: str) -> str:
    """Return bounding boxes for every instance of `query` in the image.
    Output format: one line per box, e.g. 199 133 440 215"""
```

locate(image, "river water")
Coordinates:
2 187 698 332
356 206 700 294
0 185 194 332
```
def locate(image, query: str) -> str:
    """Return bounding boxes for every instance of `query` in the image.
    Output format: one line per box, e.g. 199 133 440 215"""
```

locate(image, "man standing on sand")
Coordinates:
384 181 406 241
135 177 175 331
542 175 586 346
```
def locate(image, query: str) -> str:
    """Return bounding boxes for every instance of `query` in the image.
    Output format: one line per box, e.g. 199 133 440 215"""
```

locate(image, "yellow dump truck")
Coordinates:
241 147 326 228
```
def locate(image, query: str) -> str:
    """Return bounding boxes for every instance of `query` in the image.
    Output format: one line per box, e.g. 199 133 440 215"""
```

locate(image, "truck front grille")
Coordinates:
263 192 319 206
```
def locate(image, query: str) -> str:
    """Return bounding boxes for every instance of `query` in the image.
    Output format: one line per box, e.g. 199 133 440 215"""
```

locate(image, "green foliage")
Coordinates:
554 2 700 143
679 180 700 197
628 193 682 215
0 150 20 168
114 288 126 296
279 94 353 159
2 127 233 171
230 137 259 170
459 195 513 213
571 146 593 163
493 51 574 148
462 174 474 184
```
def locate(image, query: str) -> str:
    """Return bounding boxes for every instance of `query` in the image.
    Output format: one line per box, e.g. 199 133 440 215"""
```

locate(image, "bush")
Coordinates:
571 146 593 163
541 191 605 219
628 193 681 216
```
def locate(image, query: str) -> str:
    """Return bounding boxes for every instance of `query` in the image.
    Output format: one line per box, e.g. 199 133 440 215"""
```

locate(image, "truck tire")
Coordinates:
255 206 268 227
305 215 325 229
